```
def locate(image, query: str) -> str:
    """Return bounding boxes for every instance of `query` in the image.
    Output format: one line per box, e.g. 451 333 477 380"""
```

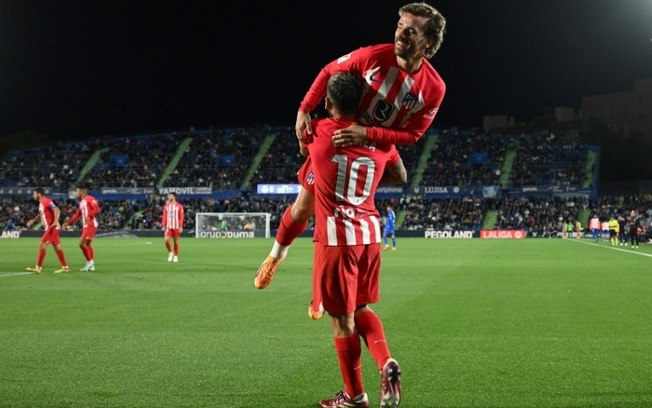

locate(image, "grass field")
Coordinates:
1 237 652 408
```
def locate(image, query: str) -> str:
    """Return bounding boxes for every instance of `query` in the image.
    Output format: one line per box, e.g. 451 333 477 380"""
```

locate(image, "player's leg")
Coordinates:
172 233 179 263
391 231 397 250
79 229 95 271
318 245 367 408
354 243 401 407
254 187 314 289
383 230 390 251
51 229 70 273
164 233 173 261
27 239 49 273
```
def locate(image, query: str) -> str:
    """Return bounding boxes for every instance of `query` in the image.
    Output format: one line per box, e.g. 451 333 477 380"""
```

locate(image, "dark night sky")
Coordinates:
1 0 651 139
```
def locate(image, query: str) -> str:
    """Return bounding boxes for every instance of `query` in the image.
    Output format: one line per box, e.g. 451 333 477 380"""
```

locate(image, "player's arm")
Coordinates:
178 205 184 232
381 150 408 185
162 207 168 230
333 84 446 146
296 48 365 139
63 208 81 227
25 214 40 228
51 206 61 230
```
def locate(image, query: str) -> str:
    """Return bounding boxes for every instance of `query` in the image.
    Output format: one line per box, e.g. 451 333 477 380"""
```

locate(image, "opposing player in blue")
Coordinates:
383 205 397 252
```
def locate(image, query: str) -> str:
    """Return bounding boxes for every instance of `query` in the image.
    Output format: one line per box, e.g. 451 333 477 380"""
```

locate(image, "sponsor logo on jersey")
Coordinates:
372 100 395 122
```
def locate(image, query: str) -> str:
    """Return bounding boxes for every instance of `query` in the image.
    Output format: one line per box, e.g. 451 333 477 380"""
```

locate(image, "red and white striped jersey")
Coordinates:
162 202 184 230
307 117 400 247
299 43 445 145
39 197 57 231
68 195 100 228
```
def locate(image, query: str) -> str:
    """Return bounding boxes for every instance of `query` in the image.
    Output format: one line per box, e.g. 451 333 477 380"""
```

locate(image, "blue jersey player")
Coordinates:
383 205 397 252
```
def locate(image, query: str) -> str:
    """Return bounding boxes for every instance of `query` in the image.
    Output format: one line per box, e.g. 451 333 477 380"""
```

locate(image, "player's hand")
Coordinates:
179 228 183 233
26 220 34 228
295 111 312 142
50 222 60 230
332 125 367 147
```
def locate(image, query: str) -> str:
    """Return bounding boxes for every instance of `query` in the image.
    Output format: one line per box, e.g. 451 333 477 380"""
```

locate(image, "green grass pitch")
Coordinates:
1 237 652 407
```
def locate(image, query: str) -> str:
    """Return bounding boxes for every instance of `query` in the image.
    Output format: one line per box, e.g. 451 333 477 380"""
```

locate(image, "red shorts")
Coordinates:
165 229 181 239
81 226 97 241
312 243 381 315
297 156 315 194
40 228 61 245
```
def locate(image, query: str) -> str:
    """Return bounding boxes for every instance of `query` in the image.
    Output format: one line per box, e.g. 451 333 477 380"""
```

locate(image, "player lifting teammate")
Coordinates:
63 186 100 271
255 2 446 289
306 72 407 408
25 188 70 274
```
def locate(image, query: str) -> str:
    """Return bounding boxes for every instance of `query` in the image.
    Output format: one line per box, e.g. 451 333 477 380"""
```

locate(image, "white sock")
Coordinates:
269 240 289 260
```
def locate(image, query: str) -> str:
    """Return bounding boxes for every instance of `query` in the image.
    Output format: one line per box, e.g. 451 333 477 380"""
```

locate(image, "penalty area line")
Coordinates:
0 272 34 278
571 239 652 258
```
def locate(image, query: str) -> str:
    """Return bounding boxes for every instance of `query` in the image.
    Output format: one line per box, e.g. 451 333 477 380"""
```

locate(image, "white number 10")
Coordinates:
331 154 375 206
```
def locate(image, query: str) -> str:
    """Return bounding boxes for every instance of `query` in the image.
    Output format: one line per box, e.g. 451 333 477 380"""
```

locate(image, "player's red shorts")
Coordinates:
40 228 61 245
312 243 381 315
297 156 315 194
165 229 181 239
81 225 97 241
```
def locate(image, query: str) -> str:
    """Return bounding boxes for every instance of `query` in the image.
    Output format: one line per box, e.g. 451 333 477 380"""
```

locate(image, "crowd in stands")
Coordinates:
493 196 588 237
166 128 264 190
0 141 97 188
509 132 586 187
249 127 305 185
421 128 506 188
392 196 489 231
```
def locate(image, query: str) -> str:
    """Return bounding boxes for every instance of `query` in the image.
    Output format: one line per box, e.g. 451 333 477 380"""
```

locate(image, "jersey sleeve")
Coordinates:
299 47 370 113
387 147 401 166
178 205 185 226
68 208 81 224
88 199 100 216
365 83 445 145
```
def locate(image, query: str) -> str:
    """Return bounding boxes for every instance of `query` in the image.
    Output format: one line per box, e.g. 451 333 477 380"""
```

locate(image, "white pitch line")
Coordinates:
571 239 652 258
0 272 33 278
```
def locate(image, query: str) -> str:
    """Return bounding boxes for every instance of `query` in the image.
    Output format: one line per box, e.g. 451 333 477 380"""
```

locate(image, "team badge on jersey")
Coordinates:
402 93 418 110
306 170 315 186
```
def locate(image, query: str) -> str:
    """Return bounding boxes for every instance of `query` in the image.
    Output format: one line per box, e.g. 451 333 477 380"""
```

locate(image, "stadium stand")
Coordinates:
4 126 650 240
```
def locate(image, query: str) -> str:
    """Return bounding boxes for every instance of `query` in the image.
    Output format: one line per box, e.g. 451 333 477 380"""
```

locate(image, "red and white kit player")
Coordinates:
255 2 447 289
306 73 408 408
63 186 100 271
25 188 70 274
162 192 184 263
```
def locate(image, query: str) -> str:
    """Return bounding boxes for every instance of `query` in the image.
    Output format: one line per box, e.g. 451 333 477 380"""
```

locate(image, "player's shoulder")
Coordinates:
418 59 446 90
344 43 395 63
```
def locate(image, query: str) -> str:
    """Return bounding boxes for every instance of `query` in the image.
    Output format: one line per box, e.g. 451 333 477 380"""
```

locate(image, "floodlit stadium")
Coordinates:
2 1 652 407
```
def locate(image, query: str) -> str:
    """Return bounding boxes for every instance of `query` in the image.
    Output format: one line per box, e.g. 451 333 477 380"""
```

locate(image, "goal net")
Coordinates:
194 212 271 238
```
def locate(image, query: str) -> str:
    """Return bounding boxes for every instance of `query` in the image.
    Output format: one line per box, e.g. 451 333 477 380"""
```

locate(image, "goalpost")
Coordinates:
194 212 271 238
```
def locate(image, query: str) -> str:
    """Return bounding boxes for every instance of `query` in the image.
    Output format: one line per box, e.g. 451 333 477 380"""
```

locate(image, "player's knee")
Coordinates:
330 314 356 337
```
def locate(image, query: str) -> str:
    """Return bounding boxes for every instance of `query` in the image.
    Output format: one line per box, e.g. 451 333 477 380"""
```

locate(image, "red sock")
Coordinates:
355 310 391 370
55 248 68 267
165 241 172 252
275 206 308 246
37 248 46 267
88 247 94 261
81 246 90 261
173 240 179 256
334 334 364 398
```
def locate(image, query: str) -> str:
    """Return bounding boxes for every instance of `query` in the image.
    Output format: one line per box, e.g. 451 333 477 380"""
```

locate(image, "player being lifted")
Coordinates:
306 72 407 408
162 192 184 262
63 186 100 271
383 204 397 251
255 2 446 289
25 188 70 274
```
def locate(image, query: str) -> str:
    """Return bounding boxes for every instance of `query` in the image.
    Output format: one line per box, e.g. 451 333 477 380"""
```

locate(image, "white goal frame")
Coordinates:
194 212 271 238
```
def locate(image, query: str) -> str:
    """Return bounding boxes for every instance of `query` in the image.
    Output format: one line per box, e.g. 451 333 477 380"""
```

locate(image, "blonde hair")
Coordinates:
399 2 446 59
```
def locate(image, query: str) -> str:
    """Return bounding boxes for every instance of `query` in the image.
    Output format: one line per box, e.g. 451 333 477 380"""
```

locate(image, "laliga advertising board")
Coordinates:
480 229 526 239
